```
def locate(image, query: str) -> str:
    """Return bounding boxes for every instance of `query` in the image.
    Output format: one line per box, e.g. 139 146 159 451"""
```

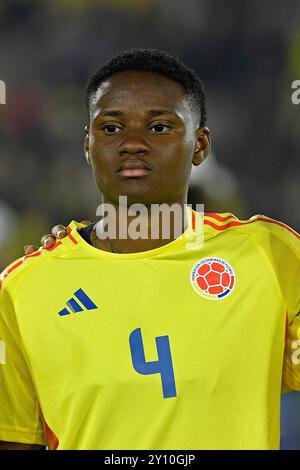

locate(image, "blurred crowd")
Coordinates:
0 0 300 266
0 0 300 449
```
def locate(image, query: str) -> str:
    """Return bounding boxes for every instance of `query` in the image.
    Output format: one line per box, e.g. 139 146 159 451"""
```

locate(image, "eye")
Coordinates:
102 124 122 135
150 123 171 134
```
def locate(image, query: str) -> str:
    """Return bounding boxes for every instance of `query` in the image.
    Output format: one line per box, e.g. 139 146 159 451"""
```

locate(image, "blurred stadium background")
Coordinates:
0 0 299 449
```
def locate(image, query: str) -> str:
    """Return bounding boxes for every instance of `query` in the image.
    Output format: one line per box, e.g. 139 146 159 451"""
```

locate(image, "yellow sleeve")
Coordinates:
254 219 300 393
0 284 46 445
274 229 300 319
282 315 300 392
267 221 300 317
273 222 300 393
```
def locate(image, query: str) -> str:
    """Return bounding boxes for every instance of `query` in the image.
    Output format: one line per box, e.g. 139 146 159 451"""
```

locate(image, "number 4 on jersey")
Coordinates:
129 328 177 398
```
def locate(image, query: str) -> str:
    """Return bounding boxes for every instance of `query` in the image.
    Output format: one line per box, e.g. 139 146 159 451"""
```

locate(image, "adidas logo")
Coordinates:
58 288 97 316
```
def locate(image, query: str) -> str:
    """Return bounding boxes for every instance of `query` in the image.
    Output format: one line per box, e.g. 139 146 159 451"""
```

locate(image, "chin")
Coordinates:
101 191 164 207
101 186 157 206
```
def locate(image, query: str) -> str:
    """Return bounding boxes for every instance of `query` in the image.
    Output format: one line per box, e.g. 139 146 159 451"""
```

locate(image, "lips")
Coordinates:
116 160 152 178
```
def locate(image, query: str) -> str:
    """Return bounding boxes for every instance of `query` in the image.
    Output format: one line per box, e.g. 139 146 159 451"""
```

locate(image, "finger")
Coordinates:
40 234 55 249
51 225 68 239
24 245 38 255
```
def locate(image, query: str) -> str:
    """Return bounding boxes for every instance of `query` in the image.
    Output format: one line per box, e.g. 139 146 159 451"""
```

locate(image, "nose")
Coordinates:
119 131 149 156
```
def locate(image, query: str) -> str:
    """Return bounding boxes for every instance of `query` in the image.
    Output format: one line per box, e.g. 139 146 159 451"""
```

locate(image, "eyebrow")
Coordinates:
148 109 179 118
95 110 123 117
95 109 180 118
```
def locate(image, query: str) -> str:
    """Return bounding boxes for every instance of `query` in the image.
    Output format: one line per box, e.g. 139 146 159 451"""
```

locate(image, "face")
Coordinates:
84 71 210 206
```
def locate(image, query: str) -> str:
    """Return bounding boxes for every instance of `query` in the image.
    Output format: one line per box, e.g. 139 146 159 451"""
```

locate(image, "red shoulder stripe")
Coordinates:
204 215 300 240
43 240 62 251
204 219 244 231
205 213 237 222
0 232 68 284
1 251 42 283
254 216 300 240
66 226 78 245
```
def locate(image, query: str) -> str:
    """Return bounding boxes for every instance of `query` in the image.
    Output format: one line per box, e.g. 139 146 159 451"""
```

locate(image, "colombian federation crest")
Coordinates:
190 257 235 300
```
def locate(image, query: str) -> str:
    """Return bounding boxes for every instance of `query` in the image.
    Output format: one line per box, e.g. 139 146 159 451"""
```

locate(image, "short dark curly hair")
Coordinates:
85 48 207 127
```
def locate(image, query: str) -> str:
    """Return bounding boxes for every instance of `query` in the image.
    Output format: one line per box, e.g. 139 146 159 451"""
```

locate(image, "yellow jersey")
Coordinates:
0 210 299 450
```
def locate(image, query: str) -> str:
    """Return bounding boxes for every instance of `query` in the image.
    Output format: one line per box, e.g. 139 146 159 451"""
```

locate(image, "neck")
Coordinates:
92 195 189 254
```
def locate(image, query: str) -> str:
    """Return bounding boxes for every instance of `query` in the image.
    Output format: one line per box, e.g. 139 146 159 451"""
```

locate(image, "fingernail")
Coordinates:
41 236 52 246
56 229 66 238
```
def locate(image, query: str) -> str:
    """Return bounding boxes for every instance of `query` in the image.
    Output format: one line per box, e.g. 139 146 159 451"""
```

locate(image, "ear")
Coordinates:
192 127 211 166
84 125 91 165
